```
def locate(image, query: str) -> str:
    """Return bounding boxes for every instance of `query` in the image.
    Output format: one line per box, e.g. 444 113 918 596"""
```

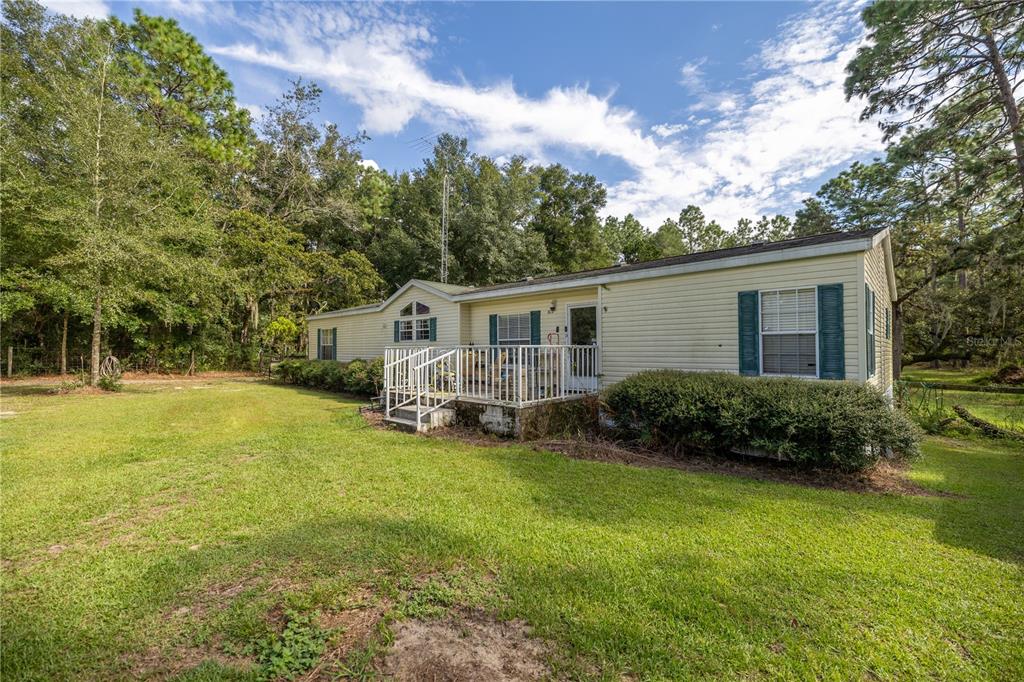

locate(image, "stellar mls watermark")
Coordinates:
964 336 1020 348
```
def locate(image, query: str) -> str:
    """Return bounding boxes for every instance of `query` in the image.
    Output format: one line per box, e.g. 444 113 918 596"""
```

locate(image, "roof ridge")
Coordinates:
464 227 885 294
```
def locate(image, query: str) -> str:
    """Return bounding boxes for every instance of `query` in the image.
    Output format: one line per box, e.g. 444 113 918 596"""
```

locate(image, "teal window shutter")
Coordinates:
316 328 322 360
737 291 759 376
489 314 498 345
332 328 338 361
428 317 437 342
530 310 541 345
816 284 845 380
393 320 400 343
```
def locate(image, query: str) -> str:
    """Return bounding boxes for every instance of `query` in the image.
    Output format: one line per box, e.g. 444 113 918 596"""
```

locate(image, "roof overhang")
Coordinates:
875 230 898 301
452 234 881 302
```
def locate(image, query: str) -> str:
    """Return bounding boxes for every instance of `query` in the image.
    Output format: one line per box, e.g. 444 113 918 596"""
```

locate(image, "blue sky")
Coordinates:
46 0 885 228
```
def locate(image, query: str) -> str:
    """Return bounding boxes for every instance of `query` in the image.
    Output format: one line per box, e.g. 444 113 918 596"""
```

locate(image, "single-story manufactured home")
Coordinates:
307 227 896 432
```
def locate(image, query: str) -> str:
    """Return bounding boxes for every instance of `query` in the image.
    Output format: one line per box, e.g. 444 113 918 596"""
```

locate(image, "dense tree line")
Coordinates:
1 0 1021 381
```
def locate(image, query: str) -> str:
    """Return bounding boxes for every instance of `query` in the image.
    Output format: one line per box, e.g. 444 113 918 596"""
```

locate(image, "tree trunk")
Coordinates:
982 28 1024 195
90 294 102 386
60 310 68 375
892 303 904 380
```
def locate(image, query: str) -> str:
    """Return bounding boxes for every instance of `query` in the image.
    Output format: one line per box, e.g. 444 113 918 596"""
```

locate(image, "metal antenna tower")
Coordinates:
440 172 451 283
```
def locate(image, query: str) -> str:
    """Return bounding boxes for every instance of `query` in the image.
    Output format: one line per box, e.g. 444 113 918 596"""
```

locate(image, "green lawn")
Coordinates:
2 379 1022 680
900 364 997 386
943 390 1024 432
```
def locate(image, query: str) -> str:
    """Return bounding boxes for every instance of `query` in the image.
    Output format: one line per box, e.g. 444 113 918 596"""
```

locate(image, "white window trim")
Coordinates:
399 300 432 317
867 286 876 378
758 287 820 380
319 330 335 359
496 312 532 346
397 317 432 342
396 301 433 343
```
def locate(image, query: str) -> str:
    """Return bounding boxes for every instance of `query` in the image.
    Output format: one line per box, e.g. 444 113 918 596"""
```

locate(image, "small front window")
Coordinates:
497 313 532 345
320 332 334 360
397 301 433 342
760 288 817 377
400 301 431 317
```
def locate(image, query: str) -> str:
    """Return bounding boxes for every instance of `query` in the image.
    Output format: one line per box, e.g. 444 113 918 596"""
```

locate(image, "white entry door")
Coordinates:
565 304 598 392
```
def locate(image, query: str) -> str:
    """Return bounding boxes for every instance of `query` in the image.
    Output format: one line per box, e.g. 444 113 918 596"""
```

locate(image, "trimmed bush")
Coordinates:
274 358 383 397
604 371 920 471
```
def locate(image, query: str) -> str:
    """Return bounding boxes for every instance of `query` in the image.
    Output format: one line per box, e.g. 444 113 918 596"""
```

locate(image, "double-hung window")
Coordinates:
866 287 876 377
415 318 430 341
497 313 531 345
760 288 817 377
397 301 432 342
319 329 334 360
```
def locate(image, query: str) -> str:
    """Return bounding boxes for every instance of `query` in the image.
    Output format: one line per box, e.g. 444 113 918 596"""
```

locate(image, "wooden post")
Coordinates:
7 346 12 378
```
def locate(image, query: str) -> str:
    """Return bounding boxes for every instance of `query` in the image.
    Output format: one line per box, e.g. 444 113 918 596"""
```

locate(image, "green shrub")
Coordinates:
97 373 123 392
604 371 920 471
274 358 382 397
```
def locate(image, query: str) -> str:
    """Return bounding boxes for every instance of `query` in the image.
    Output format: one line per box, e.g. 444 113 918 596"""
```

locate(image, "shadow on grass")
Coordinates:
496 437 1024 567
926 438 1024 567
0 384 58 398
4 421 1022 680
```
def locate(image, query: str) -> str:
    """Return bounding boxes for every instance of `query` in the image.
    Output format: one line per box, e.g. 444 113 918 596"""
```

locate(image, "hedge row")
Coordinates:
274 358 383 396
604 371 920 471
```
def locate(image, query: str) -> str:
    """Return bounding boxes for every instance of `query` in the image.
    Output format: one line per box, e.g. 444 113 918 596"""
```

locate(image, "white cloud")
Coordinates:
210 2 881 227
651 123 689 138
359 158 380 171
158 0 237 24
41 0 109 19
678 58 706 89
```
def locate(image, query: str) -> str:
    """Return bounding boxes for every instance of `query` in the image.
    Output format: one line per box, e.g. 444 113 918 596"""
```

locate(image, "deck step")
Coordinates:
385 407 455 433
383 416 426 433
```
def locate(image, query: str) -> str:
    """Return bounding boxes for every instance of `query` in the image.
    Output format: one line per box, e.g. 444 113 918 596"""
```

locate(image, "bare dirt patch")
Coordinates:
382 609 552 682
129 639 254 680
299 588 392 680
1 370 260 384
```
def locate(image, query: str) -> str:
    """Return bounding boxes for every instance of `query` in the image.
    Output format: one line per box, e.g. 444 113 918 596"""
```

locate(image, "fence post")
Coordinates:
6 346 11 378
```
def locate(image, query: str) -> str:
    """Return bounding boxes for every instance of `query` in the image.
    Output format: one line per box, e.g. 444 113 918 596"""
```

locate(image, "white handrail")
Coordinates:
385 344 599 417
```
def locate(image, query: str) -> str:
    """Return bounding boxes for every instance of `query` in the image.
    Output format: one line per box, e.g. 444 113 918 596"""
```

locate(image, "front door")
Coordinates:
566 304 598 391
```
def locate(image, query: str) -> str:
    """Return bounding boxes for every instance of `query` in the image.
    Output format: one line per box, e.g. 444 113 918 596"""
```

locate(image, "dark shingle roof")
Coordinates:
465 227 886 294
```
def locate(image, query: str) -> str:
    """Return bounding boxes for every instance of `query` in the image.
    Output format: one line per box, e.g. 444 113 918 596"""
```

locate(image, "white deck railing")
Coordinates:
383 345 599 423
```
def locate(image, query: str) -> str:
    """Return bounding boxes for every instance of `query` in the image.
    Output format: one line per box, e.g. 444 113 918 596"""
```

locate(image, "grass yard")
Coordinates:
942 390 1024 432
2 378 1022 680
900 365 997 386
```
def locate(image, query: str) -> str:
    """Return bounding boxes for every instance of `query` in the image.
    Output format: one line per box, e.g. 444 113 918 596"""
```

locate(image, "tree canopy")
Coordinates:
2 0 1021 378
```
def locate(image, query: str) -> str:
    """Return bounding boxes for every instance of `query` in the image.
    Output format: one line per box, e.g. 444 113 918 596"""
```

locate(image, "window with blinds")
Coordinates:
497 313 532 345
760 288 817 377
319 329 334 360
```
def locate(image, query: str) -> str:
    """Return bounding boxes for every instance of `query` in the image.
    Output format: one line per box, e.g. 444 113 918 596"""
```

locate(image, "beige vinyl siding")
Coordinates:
462 287 598 346
307 285 460 362
863 242 893 392
600 253 863 385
